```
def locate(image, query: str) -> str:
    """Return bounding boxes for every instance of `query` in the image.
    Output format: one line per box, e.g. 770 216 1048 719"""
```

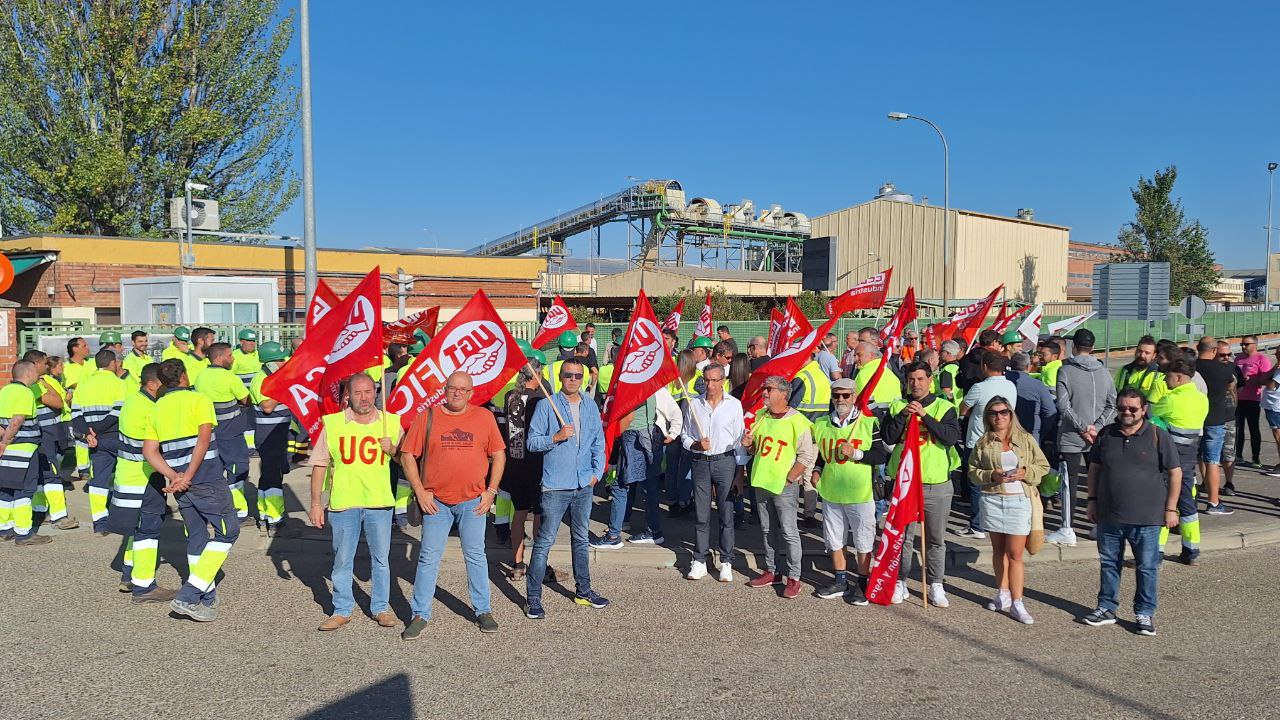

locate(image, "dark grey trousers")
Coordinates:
900 482 954 583
692 453 736 564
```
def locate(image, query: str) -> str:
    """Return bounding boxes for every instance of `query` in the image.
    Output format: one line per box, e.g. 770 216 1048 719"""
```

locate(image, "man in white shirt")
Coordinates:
959 349 1019 538
681 363 746 583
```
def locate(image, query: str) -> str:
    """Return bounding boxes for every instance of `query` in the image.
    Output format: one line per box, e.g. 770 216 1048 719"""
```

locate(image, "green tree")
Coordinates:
0 0 299 236
651 287 761 325
1113 165 1218 301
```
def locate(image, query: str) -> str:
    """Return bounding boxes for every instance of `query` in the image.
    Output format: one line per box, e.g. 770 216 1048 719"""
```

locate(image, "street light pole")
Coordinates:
1266 162 1277 308
888 112 950 314
299 0 318 308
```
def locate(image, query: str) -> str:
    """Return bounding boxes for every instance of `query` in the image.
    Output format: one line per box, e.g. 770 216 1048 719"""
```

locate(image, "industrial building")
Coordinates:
807 186 1071 307
0 234 547 327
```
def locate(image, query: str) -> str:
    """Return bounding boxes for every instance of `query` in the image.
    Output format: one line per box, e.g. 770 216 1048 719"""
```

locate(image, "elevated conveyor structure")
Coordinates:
466 179 811 273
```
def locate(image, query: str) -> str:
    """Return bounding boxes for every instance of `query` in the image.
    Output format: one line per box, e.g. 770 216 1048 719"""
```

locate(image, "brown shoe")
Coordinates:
373 611 397 627
51 516 81 530
131 586 178 604
318 614 351 632
15 533 52 546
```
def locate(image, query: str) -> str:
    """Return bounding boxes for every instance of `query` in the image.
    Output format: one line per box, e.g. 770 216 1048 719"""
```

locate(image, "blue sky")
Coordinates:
276 1 1279 270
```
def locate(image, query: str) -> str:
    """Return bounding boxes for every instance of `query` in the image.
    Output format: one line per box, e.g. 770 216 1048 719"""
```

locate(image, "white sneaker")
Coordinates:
1010 599 1034 625
686 561 708 580
987 590 1011 612
891 580 906 604
928 582 950 608
1046 527 1078 547
718 563 734 583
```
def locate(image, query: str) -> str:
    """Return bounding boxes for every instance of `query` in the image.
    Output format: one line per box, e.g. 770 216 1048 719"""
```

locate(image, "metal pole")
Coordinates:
396 268 407 319
1266 163 1276 308
299 0 318 307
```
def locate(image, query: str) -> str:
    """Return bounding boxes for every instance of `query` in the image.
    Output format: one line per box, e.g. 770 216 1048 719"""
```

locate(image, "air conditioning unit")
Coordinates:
169 197 221 231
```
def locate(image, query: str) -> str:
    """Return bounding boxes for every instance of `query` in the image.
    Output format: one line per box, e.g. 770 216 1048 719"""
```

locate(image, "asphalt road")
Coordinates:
1 518 1277 719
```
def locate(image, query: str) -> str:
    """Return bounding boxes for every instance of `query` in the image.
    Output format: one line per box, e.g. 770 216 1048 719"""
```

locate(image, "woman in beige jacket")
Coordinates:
968 396 1048 624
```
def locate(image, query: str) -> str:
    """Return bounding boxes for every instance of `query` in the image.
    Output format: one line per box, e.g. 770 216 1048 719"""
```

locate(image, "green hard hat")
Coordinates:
691 336 714 349
557 330 579 349
173 326 192 342
1000 330 1023 345
409 339 426 354
529 349 547 365
413 328 431 344
238 328 259 342
99 331 122 345
258 341 286 363
515 338 535 358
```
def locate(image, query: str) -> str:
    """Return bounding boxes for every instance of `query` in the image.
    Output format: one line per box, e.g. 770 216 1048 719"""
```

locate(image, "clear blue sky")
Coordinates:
276 1 1279 270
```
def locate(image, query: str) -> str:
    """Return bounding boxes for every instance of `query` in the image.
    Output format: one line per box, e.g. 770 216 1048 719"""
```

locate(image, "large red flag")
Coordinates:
741 313 842 427
694 291 713 339
600 290 679 459
866 414 925 605
306 279 341 332
826 267 893 317
662 298 686 334
948 285 1003 348
783 297 812 347
766 307 786 356
265 268 383 435
989 303 1031 335
531 296 577 348
857 288 917 416
387 290 526 429
383 306 439 347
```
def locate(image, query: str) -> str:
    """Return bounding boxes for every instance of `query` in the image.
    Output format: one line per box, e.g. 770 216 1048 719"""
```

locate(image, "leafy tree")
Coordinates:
789 290 833 320
1113 165 1218 301
0 0 299 236
651 287 761 324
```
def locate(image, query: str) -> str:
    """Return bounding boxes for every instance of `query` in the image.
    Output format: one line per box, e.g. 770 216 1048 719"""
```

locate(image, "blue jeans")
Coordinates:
411 495 491 621
1096 522 1161 617
960 446 984 532
1200 424 1226 464
608 429 661 537
329 507 393 617
527 486 592 604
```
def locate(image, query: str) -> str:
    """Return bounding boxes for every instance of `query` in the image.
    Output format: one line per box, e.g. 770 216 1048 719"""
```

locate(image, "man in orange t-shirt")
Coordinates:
398 371 506 639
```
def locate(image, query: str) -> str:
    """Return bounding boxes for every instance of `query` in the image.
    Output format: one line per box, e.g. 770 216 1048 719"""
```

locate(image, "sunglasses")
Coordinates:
1117 406 1143 414
1217 353 1232 359
560 372 584 380
986 408 1011 418
832 392 853 399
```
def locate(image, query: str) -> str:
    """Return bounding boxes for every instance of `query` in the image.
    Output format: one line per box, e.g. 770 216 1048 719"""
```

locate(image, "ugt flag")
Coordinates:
600 290 679 459
306 279 341 332
826 267 893 317
866 414 925 606
858 287 917 416
741 312 842 427
694 291 713 339
265 268 383 435
766 307 786 356
531 295 577 348
387 290 526 429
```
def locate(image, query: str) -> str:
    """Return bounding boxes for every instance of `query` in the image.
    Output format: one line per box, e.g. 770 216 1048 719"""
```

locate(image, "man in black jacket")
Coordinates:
958 330 1003 393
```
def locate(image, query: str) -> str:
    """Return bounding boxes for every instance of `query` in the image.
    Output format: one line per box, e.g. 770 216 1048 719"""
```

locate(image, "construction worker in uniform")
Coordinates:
231 329 262 387
141 358 239 622
387 334 428 525
162 326 193 362
96 330 138 393
1115 336 1165 403
1035 338 1064 397
935 340 964 406
195 342 253 524
249 342 298 536
71 349 129 535
25 350 79 529
122 331 152 380
690 335 714 369
0 360 54 545
790 353 832 525
63 336 96 479
183 327 215 384
542 330 579 394
109 362 175 602
1150 357 1208 566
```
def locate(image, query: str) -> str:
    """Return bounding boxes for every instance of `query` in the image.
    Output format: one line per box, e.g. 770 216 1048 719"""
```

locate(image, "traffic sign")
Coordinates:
1178 295 1207 320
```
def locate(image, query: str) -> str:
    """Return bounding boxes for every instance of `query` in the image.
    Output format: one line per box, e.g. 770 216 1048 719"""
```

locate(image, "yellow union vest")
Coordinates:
796 359 832 414
322 411 395 511
749 411 812 494
812 412 876 504
887 397 961 484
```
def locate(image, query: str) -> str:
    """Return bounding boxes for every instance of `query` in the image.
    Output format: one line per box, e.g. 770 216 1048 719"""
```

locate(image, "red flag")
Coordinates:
383 306 439 347
766 307 786 356
783 297 813 348
306 279 341 332
826 267 893 317
532 296 577 348
661 298 685 334
600 290 679 459
741 314 842 427
265 268 383 436
387 290 526 429
989 304 1031 335
948 285 1003 348
857 288 917 416
694 291 713 339
866 414 925 605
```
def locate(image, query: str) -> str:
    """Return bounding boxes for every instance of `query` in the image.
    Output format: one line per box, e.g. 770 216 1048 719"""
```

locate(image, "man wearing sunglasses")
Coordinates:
524 358 609 619
1234 335 1272 468
1195 337 1236 514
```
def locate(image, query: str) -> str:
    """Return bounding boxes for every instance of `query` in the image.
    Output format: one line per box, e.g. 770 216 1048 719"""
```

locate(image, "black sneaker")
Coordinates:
845 579 869 606
1135 614 1156 636
401 616 428 640
1080 608 1117 626
524 601 545 620
476 612 499 633
815 579 848 600
1205 502 1235 516
1177 549 1201 566
1222 482 1240 494
573 590 610 609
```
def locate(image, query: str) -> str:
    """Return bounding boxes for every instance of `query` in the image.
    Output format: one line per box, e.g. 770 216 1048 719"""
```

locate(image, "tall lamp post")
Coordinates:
299 0 318 307
1266 162 1277 308
888 111 949 314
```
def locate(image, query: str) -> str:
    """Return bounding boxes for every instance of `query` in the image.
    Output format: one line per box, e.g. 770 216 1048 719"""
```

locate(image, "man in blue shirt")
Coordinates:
523 358 609 619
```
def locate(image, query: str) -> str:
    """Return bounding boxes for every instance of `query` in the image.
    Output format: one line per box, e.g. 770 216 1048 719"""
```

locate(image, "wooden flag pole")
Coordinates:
529 360 568 427
920 496 929 610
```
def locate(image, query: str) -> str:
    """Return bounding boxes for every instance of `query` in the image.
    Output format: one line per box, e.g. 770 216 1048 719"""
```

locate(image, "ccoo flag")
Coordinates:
826 267 893 317
306 279 341 332
866 414 925 605
531 296 577 348
387 290 526 429
600 290 679 459
858 288 917 416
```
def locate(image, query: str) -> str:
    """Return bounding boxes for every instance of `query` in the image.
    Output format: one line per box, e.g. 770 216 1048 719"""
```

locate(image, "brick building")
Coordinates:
0 235 546 328
1067 240 1116 301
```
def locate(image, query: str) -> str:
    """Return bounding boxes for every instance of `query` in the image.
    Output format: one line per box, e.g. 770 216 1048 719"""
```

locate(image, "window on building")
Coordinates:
96 307 121 325
203 301 260 324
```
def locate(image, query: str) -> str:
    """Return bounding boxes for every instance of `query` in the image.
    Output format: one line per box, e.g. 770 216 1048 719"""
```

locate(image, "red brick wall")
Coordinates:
0 306 16 367
3 260 537 317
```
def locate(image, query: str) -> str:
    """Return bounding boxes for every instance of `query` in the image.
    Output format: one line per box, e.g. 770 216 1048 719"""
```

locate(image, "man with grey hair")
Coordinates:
938 340 963 403
744 375 817 599
747 336 770 371
1007 352 1059 444
0 361 53 545
683 362 746 582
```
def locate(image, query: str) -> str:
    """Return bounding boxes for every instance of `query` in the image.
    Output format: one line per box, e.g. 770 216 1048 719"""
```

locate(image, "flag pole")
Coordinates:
529 360 568 427
920 495 929 610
